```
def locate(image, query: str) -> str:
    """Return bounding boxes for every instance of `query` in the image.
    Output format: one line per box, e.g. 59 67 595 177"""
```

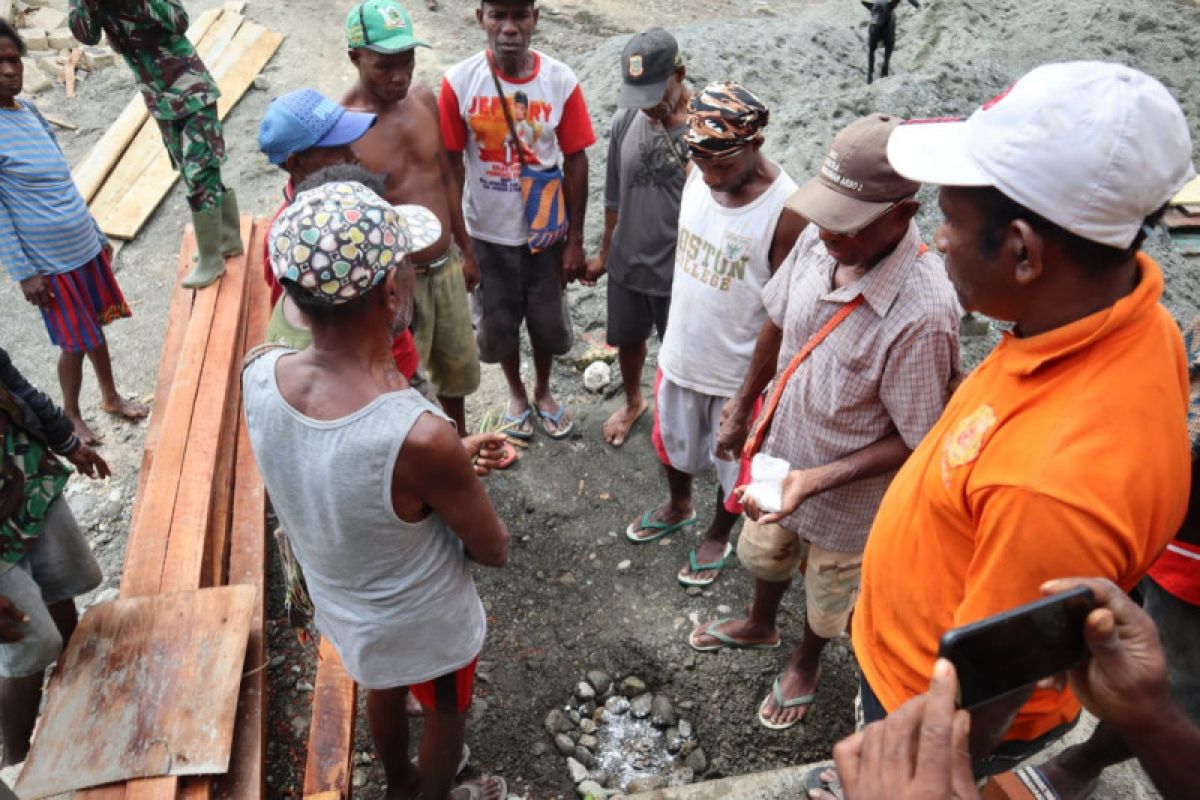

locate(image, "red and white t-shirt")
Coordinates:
439 49 595 247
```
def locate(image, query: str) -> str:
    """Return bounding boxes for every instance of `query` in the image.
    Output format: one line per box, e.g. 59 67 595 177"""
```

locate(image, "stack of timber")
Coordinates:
14 219 272 799
1167 176 1200 255
72 3 282 241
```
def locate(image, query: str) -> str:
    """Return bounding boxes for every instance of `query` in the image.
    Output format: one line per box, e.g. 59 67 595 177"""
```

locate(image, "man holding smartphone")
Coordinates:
850 61 1196 777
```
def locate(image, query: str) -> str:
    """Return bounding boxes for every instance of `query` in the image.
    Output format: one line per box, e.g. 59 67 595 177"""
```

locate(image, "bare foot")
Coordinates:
688 617 779 650
69 415 102 446
759 664 821 728
102 395 148 421
450 776 506 800
678 537 731 584
626 502 695 542
602 398 648 447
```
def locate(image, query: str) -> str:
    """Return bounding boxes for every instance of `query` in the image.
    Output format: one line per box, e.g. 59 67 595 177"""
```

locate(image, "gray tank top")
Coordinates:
242 348 485 689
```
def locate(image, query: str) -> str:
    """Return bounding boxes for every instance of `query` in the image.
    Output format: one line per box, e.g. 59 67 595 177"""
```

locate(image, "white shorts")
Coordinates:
651 370 740 497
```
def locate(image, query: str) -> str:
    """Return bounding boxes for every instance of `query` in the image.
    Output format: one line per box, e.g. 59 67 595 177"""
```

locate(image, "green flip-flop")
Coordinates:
678 542 734 587
625 510 697 543
758 676 817 730
688 618 781 652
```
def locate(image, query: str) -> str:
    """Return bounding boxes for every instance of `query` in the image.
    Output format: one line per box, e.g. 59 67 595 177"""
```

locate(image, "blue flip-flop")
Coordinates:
535 402 574 439
688 618 781 652
759 675 817 730
625 510 697 543
677 542 734 587
502 408 534 440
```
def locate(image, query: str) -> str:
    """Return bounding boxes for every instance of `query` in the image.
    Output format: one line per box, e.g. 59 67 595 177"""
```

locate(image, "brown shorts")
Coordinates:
736 518 862 638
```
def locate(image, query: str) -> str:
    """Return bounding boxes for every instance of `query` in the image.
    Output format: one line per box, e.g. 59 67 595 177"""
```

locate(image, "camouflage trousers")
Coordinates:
155 102 227 212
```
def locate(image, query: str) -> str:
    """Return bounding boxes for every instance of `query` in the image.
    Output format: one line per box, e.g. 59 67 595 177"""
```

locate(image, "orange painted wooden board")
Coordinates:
159 220 250 593
15 587 255 798
119 277 219 598
215 219 271 799
303 639 358 798
131 229 197 526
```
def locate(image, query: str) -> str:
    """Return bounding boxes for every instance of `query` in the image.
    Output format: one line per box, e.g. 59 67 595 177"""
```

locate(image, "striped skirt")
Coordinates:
39 250 132 353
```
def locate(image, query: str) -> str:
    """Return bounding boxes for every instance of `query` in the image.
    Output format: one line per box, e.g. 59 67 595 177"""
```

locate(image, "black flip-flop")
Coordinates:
803 764 844 799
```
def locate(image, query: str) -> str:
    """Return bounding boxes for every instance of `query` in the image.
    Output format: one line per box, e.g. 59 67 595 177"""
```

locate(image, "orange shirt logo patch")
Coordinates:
941 404 997 486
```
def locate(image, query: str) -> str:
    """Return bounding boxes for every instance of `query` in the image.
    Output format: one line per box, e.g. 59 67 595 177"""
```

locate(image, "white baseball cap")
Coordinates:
887 61 1196 249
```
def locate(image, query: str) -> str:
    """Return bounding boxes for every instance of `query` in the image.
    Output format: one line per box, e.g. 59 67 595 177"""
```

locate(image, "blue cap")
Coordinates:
258 89 377 165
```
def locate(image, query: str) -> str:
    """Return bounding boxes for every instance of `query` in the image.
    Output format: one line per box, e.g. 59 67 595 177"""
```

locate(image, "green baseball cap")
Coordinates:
345 0 430 54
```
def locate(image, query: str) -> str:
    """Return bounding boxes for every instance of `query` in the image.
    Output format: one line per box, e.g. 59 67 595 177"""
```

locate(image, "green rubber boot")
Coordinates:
219 188 244 257
183 205 225 289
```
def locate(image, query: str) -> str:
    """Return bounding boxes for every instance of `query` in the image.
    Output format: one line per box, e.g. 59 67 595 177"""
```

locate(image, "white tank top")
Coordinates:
659 165 798 396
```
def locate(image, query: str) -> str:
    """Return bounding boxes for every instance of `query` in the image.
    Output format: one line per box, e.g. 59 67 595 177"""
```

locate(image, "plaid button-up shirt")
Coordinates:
761 223 961 552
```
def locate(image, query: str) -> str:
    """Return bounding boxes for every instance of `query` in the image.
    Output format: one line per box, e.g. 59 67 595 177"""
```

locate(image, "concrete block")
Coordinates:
46 27 73 50
82 46 114 70
17 27 47 49
19 57 51 93
23 6 64 30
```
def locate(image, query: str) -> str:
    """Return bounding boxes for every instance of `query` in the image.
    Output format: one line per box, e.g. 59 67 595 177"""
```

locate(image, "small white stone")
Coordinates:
566 757 588 784
616 559 631 572
582 361 611 393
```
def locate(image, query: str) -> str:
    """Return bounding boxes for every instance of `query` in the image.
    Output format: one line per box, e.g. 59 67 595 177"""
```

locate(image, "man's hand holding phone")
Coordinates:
1039 577 1171 733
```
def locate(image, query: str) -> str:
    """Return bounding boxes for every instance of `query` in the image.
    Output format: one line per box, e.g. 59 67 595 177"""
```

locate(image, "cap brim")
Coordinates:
364 36 431 54
315 110 377 149
786 180 897 236
618 79 668 109
393 204 442 253
886 119 992 187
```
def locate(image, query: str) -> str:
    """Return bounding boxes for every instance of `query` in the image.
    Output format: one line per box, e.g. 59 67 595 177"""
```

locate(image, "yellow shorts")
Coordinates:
411 244 481 398
736 518 862 638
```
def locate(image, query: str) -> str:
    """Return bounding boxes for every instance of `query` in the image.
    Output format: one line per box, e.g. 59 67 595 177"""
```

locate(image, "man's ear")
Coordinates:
349 49 361 67
475 7 484 27
894 198 920 225
531 7 540 27
861 1 874 10
675 65 687 83
1010 219 1044 287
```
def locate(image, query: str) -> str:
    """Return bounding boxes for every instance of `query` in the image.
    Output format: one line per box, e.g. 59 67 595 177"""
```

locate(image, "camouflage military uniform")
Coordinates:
69 0 227 212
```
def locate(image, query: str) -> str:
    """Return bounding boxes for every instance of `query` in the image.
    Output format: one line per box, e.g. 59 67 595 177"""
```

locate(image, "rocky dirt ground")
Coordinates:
3 0 1200 797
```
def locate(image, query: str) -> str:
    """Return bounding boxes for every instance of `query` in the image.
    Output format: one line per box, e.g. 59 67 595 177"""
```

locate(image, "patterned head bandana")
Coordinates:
685 81 770 159
269 181 441 305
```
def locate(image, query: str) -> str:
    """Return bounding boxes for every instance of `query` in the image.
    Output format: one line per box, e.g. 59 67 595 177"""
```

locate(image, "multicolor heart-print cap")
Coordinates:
268 181 442 305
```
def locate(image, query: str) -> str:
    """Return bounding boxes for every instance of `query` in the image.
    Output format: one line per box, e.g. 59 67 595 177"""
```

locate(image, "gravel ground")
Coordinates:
3 0 1199 797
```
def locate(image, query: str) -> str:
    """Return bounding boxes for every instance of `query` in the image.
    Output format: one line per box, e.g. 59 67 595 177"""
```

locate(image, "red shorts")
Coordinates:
408 656 478 714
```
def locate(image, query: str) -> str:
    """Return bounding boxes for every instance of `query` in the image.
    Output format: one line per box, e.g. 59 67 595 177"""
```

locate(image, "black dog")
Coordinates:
863 0 920 84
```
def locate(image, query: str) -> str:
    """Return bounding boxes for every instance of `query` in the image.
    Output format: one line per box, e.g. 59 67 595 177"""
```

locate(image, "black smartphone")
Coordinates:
937 586 1096 710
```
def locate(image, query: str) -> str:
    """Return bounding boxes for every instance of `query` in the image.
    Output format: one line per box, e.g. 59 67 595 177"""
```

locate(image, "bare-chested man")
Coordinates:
343 0 481 437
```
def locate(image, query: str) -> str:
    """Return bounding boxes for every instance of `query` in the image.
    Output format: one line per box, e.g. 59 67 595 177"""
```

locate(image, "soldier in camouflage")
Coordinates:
69 0 242 289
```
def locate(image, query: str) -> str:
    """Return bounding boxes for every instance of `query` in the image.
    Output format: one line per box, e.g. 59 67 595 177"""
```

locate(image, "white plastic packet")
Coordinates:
741 453 790 513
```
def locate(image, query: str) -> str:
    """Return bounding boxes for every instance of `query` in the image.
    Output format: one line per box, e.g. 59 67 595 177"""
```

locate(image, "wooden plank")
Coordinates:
158 227 250 593
214 220 271 800
131 229 196 523
86 9 246 236
70 7 223 203
302 639 358 799
119 279 219 597
96 24 284 240
205 215 254 587
15 587 255 797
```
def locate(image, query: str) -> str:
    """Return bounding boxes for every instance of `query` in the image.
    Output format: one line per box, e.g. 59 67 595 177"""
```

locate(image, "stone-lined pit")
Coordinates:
545 671 708 797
